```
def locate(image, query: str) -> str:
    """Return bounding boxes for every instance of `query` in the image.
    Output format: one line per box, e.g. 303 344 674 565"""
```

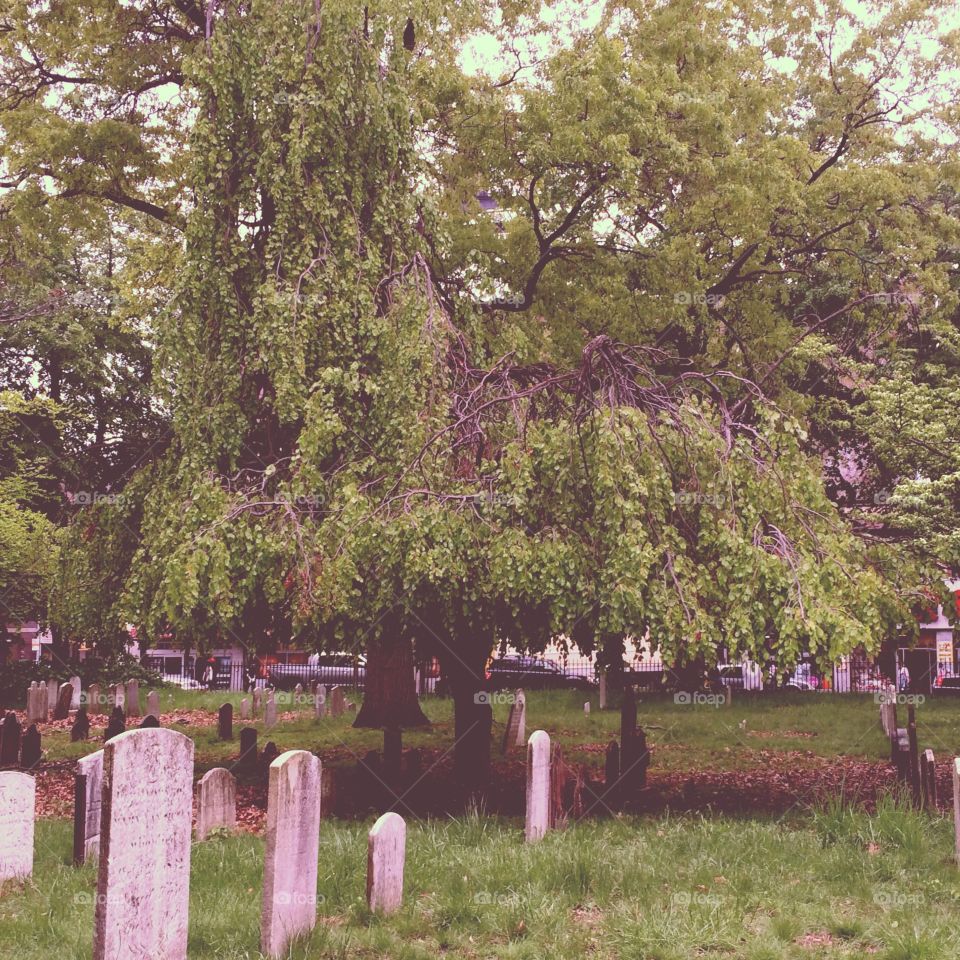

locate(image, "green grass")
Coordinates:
36 688 960 779
3 801 960 959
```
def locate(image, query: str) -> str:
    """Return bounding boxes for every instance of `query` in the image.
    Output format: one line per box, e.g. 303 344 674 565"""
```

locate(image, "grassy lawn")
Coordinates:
35 689 960 777
2 802 960 959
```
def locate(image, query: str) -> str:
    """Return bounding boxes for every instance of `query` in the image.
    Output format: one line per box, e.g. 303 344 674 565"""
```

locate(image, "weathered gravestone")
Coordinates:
599 670 607 710
53 682 74 720
196 768 237 840
91 729 194 960
252 688 263 717
260 750 322 959
367 811 406 914
954 757 960 866
239 698 251 721
26 683 42 724
87 682 103 717
583 701 590 716
139 714 160 729
314 685 326 719
110 684 125 711
20 725 41 770
329 686 346 718
46 679 58 715
513 690 526 746
124 680 141 719
71 708 91 742
264 693 277 730
218 703 234 741
238 727 258 771
69 675 82 710
74 749 104 865
921 748 938 810
525 730 551 843
294 683 303 699
104 707 125 742
146 690 160 721
1 713 22 767
501 692 525 754
0 771 35 880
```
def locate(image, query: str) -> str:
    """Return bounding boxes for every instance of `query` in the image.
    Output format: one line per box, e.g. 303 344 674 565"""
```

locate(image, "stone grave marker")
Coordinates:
329 686 346 718
146 690 160 721
196 768 237 840
26 683 41 724
87 682 103 717
238 727 258 771
110 684 125 711
1 713 22 767
583 701 590 716
252 688 262 717
525 729 551 843
239 698 250 721
46 679 58 714
124 680 141 719
91 729 194 960
0 771 35 880
218 703 234 741
74 749 104 865
20 725 41 770
599 670 607 710
69 675 82 710
139 715 160 729
922 748 938 809
53 682 74 720
71 708 91 742
264 692 277 729
366 811 406 914
514 690 526 746
104 707 125 742
260 750 322 958
314 685 325 719
294 683 303 699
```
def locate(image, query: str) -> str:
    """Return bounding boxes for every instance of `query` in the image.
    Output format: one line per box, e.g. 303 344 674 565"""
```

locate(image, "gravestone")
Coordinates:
71 708 91 742
922 748 937 809
92 729 194 960
111 684 125 711
104 707 125 742
252 688 262 717
218 703 234 741
584 701 590 716
525 730 551 843
26 683 42 724
238 727 258 770
88 682 103 717
314 685 325 719
53 682 74 720
240 698 251 721
329 686 346 718
20 725 41 770
146 690 160 721
124 680 141 719
907 705 921 808
514 690 526 746
139 714 160 729
0 771 35 880
260 750 322 959
954 757 960 865
598 670 607 710
74 749 104 864
69 675 82 710
502 697 523 754
1 713 22 767
366 811 406 914
46 679 58 715
264 693 277 730
196 768 237 840
294 683 303 699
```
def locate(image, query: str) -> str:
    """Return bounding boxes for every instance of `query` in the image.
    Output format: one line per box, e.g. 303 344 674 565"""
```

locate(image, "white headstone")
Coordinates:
314 685 326 719
146 690 160 721
111 684 125 711
0 771 35 880
583 701 590 716
253 688 262 717
39 681 50 721
125 680 141 718
264 693 277 729
77 749 104 863
196 768 237 841
26 684 41 724
366 811 406 914
599 671 607 710
954 757 960 866
46 679 58 714
515 690 526 746
240 698 251 721
260 750 322 958
70 675 82 710
525 730 551 843
92 729 194 960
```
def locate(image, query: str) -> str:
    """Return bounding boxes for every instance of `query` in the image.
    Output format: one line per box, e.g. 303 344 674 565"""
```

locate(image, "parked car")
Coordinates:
485 655 596 691
933 676 960 696
267 653 365 691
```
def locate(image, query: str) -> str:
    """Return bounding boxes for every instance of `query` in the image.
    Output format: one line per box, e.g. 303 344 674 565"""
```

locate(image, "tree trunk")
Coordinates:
353 627 430 729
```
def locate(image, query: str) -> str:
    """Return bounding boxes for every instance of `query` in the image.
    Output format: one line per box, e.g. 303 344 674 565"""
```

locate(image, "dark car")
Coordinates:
485 655 595 692
933 676 960 696
267 654 365 691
